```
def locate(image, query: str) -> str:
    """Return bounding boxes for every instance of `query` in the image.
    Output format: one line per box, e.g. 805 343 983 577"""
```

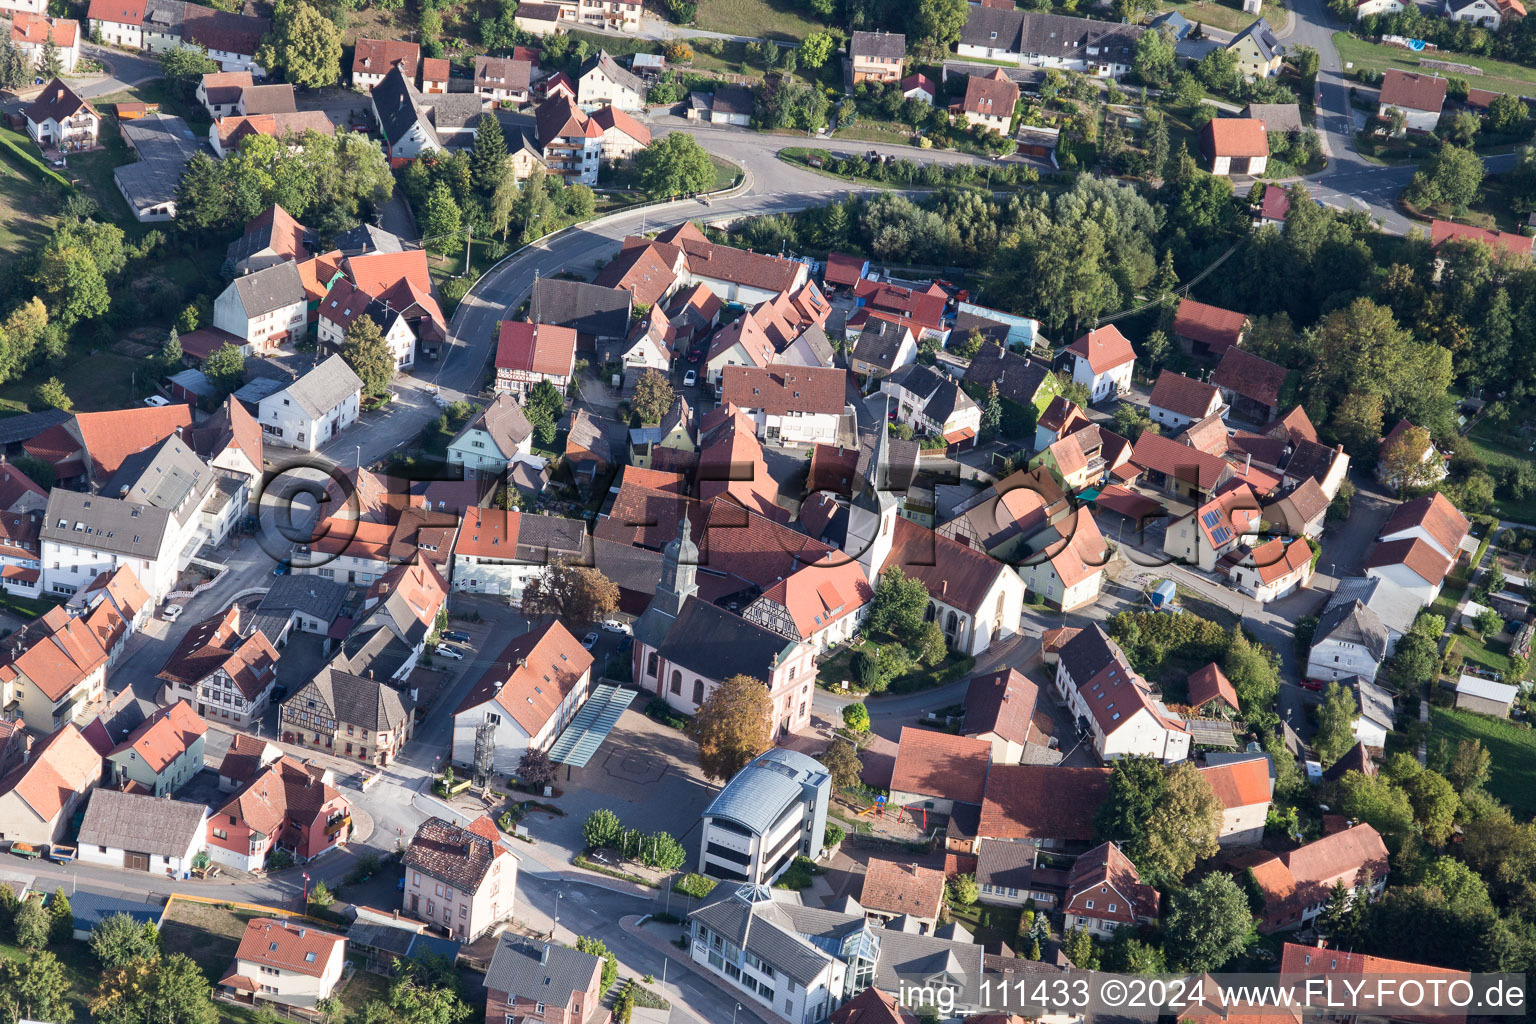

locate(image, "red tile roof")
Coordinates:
1251 823 1389 920
1268 405 1318 445
963 68 1019 117
824 252 867 287
496 320 579 377
1150 370 1223 419
1130 431 1232 490
1204 117 1270 158
87 0 146 24
1380 491 1468 557
882 516 1007 616
453 507 519 559
593 241 678 306
653 221 805 293
889 726 991 805
353 37 420 76
1278 944 1468 1024
0 605 115 702
1364 537 1453 587
1213 347 1288 408
455 621 594 735
420 57 450 82
1379 69 1448 113
831 987 917 1024
1260 186 1291 222
591 104 651 145
1173 299 1248 355
851 278 947 331
963 668 1037 746
235 918 345 978
978 765 1111 841
720 365 845 416
25 405 194 481
0 722 98 823
12 14 78 47
108 699 206 774
1200 756 1271 809
1250 536 1313 585
1064 842 1159 925
1429 218 1534 257
860 858 947 920
1066 325 1135 374
697 410 787 523
1187 663 1239 712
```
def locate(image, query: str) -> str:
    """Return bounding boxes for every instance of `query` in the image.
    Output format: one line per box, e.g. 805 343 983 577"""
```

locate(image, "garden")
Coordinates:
1430 706 1536 815
816 567 978 695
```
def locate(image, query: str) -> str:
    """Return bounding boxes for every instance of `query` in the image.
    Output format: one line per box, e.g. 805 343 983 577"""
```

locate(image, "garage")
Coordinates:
124 850 150 872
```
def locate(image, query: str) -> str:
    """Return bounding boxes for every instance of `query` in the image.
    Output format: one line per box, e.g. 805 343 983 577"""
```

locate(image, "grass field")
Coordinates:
1334 32 1536 98
0 350 157 413
1157 0 1262 35
1465 401 1536 522
693 0 827 42
0 928 99 1023
1431 706 1536 815
0 150 57 254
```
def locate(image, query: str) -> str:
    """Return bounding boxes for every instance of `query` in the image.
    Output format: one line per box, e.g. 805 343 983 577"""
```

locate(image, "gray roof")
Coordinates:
69 888 160 931
259 573 349 621
272 354 363 420
656 597 798 689
77 789 207 856
516 512 586 561
372 64 438 150
1328 576 1417 638
1148 10 1191 39
690 890 856 985
232 261 305 318
233 376 286 408
332 223 407 257
710 84 755 116
1230 17 1281 63
1354 676 1395 730
168 369 214 400
286 666 413 731
42 488 172 559
431 94 490 134
850 29 905 60
975 838 1036 890
873 927 985 1002
1313 598 1390 661
798 324 835 365
103 435 216 514
0 409 70 447
959 9 1142 64
485 935 601 1005
530 278 631 339
851 316 912 372
143 0 186 30
115 115 198 212
705 747 829 836
451 395 533 460
1245 102 1303 133
942 60 1047 91
579 49 644 97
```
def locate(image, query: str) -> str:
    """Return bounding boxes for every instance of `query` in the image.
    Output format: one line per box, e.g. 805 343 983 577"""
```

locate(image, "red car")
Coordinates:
1298 678 1325 692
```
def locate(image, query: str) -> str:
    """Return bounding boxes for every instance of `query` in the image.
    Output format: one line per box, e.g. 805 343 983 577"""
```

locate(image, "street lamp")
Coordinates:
302 872 310 908
356 445 362 469
554 891 563 940
732 1002 742 1024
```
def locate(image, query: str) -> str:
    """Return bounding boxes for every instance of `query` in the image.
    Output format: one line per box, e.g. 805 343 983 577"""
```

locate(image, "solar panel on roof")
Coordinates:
1211 526 1231 544
1201 511 1221 527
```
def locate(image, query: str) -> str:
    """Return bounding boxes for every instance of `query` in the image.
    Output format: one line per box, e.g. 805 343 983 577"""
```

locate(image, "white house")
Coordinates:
1055 625 1191 763
1356 0 1405 16
956 9 1142 76
1378 69 1448 134
450 621 595 771
257 354 363 452
697 748 829 884
212 262 307 353
86 0 143 48
1353 676 1396 749
223 918 347 1010
450 508 583 601
76 789 207 874
12 14 80 74
576 49 645 110
1444 0 1505 29
494 321 577 400
879 364 982 442
1148 370 1224 431
719 365 845 448
22 78 98 148
1227 536 1315 604
40 487 188 605
316 278 416 369
445 395 536 480
1378 492 1469 562
1199 755 1272 846
1065 325 1135 403
1306 598 1391 684
1376 419 1449 490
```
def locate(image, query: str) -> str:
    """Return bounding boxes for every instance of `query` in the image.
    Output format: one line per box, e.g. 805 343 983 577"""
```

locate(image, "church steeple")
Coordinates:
654 505 698 618
848 399 899 580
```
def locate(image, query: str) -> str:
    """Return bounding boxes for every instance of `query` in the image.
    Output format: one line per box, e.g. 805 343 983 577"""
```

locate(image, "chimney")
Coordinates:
941 580 948 596
1244 452 1251 473
541 945 551 964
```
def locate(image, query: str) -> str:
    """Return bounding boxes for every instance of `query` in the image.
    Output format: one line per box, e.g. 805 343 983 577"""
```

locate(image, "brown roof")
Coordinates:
593 241 678 306
0 605 115 702
12 13 78 47
107 699 205 775
860 859 946 920
1250 535 1313 584
217 754 346 839
720 365 845 417
1066 325 1135 374
1187 663 1240 712
1278 944 1467 1024
963 68 1020 117
883 516 1006 616
1173 299 1248 355
1251 823 1389 915
1364 537 1453 586
1379 68 1448 113
497 320 578 377
1430 218 1534 257
1213 347 1287 408
354 37 421 76
181 7 268 58
1149 370 1223 419
420 57 450 82
979 765 1111 841
1380 491 1469 557
1037 395 1089 436
474 55 532 92
653 221 804 293
1268 405 1319 445
235 918 345 979
25 404 193 481
889 726 990 805
1204 117 1270 158
404 815 511 892
963 668 1038 746
831 987 917 1024
0 723 98 823
591 105 651 146
157 606 278 700
455 621 594 735
1064 842 1159 925
1199 756 1271 809
1130 431 1232 490
23 79 96 129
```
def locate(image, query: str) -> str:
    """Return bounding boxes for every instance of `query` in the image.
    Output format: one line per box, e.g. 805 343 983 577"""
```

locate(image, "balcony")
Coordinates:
324 813 351 837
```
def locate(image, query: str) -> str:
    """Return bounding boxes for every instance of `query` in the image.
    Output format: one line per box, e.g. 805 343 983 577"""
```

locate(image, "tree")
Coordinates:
489 167 519 241
1062 926 1098 969
158 44 219 94
36 32 63 78
341 313 395 398
1313 682 1359 767
915 0 968 49
915 621 946 666
1139 761 1222 886
1145 113 1170 181
1380 424 1438 495
308 880 335 909
1445 738 1491 793
470 115 508 197
689 673 772 782
797 32 836 68
90 913 160 971
1476 562 1506 604
515 167 557 244
868 566 930 636
575 936 619 990
980 381 1002 438
664 40 693 62
48 887 71 943
521 562 620 624
518 748 558 790
36 376 71 412
1133 27 1176 86
421 183 463 254
1338 770 1417 851
946 873 978 907
255 2 342 88
1403 767 1461 846
819 737 863 791
631 368 674 423
1473 606 1503 639
1290 45 1320 85
161 326 183 368
1094 755 1167 859
640 831 686 870
0 950 67 1024
841 702 870 735
1316 880 1364 948
1487 92 1529 135
1102 929 1167 974
0 40 29 91
1223 629 1282 714
632 132 715 198
1164 873 1253 971
1447 109 1481 147
203 342 246 395
582 808 624 850
13 897 48 949
384 970 472 1024
1406 143 1484 211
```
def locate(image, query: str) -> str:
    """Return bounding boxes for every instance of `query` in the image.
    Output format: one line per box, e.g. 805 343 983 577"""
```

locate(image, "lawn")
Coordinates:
692 0 827 42
159 899 269 988
0 149 57 255
0 350 159 414
1333 31 1536 98
1156 0 1262 35
1430 706 1536 815
947 901 1023 953
0 930 100 1023
1465 401 1536 522
816 634 977 695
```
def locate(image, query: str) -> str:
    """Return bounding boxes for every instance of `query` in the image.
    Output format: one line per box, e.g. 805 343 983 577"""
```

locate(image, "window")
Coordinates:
1108 903 1117 913
670 670 681 695
213 828 228 839
1086 900 1094 909
535 1004 545 1015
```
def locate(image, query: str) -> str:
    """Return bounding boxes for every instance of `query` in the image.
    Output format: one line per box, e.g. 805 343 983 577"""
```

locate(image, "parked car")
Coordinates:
683 370 697 387
1299 678 1325 692
161 604 184 622
581 632 598 650
442 629 472 644
272 563 289 577
143 395 169 407
602 619 631 634
436 645 465 660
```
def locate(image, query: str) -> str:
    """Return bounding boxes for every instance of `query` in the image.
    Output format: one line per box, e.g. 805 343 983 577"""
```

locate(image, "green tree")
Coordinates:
158 44 220 94
640 831 686 870
0 950 67 1024
631 368 674 423
841 703 870 735
340 313 395 398
797 32 836 68
255 2 342 88
1062 926 1099 969
0 40 29 91
1473 606 1503 639
1133 27 1176 86
1139 761 1222 887
36 376 71 412
633 132 715 198
1094 754 1166 858
1223 628 1282 714
1164 873 1253 971
308 880 335 909
48 887 71 944
421 183 463 254
489 166 519 240
980 381 1002 438
1402 767 1461 846
582 808 624 850
13 897 48 949
915 620 946 666
203 342 246 395
515 167 557 243
1379 423 1439 494
36 32 64 78
946 873 978 907
1445 738 1491 793
575 936 619 989
1316 880 1364 948
1338 770 1417 851
1314 682 1359 767
915 0 968 49
1406 143 1484 211
521 562 619 624
161 326 183 368
470 114 508 197
868 566 930 636
818 737 863 791
1145 113 1170 181
385 971 472 1024
1487 92 1529 135
90 913 161 971
1290 45 1321 85
1102 930 1167 974
689 674 773 782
